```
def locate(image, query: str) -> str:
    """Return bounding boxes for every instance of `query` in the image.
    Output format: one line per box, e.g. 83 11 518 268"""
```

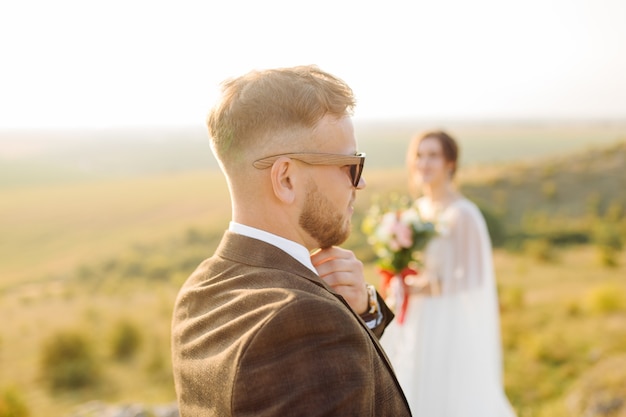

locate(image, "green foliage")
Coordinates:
534 400 569 417
597 247 620 268
544 230 590 246
39 329 101 391
586 193 602 217
499 286 525 312
73 228 218 286
361 193 436 273
585 284 626 315
564 298 583 317
523 239 559 263
0 386 29 417
110 319 142 361
541 180 557 200
593 222 623 251
518 327 573 367
605 201 624 223
144 342 173 385
476 204 507 247
462 140 626 251
592 220 623 267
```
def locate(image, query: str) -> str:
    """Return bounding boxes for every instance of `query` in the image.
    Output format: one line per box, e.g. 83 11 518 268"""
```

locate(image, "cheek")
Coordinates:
417 157 437 170
323 181 350 208
414 158 427 170
435 159 447 171
429 156 447 171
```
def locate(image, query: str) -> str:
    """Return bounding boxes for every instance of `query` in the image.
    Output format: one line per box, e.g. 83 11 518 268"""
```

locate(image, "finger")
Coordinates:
318 270 353 287
314 258 339 277
310 249 335 268
319 275 363 296
310 246 352 265
311 246 354 259
315 258 359 280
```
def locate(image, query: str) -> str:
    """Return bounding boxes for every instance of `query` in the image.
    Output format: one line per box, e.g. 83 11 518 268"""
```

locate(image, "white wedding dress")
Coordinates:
381 197 516 416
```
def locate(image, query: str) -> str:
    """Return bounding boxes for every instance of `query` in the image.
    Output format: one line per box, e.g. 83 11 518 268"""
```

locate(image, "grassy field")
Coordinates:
1 122 625 416
0 170 228 290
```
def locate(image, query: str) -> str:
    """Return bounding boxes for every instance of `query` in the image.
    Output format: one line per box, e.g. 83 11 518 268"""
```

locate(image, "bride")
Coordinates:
380 130 516 416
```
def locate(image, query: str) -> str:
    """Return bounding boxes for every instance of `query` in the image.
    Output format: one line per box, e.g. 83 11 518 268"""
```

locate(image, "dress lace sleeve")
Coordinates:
441 200 492 294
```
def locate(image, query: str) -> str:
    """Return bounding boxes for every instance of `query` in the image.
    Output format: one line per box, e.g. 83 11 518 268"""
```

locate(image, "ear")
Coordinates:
270 157 297 204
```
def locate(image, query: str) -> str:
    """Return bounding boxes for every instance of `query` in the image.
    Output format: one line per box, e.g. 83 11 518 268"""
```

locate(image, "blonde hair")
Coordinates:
207 65 356 171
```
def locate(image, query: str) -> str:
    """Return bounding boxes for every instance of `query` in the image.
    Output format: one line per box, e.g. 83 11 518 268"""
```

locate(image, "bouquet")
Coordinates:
361 195 436 324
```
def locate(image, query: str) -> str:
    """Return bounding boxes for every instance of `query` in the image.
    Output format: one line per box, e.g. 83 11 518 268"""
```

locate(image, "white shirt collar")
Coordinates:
228 221 318 275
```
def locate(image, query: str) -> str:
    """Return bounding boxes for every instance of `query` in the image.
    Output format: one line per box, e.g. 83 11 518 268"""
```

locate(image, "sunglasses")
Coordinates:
253 152 366 187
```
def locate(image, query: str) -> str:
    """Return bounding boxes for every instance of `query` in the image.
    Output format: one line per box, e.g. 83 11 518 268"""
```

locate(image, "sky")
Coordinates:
1 0 626 129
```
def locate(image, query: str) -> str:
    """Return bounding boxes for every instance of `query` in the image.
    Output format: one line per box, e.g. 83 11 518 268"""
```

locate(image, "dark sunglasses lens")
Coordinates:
350 162 363 187
349 165 357 186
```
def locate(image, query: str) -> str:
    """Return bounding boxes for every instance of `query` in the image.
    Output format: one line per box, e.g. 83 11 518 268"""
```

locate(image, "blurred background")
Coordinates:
1 1 625 416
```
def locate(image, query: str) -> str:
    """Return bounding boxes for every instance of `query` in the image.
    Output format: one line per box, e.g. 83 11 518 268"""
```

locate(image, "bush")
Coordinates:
0 386 29 417
110 319 142 361
184 227 211 245
144 258 171 281
40 329 101 391
121 257 145 279
564 299 582 317
477 204 507 248
523 239 559 263
592 221 623 267
545 230 590 246
499 286 525 312
521 332 570 366
541 180 557 200
144 345 173 384
586 193 602 217
585 284 626 315
605 201 624 223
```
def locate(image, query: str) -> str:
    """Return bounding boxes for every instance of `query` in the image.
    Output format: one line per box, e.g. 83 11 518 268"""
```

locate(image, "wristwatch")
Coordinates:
366 284 378 315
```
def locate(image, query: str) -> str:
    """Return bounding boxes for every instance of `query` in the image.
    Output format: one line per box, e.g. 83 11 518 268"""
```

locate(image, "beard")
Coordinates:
299 180 352 249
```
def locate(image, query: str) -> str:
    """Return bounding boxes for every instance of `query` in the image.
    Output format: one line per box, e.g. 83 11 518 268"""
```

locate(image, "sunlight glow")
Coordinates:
1 0 625 129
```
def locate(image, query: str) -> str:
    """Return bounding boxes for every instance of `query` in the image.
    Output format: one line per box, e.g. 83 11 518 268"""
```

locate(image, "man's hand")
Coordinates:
311 246 369 314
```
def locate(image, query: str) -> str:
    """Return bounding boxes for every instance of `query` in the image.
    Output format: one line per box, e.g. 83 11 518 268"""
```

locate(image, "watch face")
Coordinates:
367 285 378 314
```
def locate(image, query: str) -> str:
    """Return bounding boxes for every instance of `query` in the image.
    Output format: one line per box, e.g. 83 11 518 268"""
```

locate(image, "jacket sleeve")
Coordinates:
233 295 379 417
360 291 395 339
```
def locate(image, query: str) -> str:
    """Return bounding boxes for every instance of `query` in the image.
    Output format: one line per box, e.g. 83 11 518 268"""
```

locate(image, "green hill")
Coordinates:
461 140 626 249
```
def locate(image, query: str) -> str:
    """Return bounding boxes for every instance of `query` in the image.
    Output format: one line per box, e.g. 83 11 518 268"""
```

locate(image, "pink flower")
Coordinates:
362 198 436 275
391 220 413 249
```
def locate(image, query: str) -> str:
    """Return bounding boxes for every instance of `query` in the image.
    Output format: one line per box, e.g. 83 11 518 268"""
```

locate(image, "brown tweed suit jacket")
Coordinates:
171 232 411 416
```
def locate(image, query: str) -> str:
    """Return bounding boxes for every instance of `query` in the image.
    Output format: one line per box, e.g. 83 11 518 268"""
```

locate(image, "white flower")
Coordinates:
374 212 397 244
400 208 422 227
361 195 437 273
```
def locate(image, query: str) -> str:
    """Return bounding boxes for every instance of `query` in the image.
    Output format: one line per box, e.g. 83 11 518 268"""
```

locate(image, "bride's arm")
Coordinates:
447 201 492 293
408 201 492 296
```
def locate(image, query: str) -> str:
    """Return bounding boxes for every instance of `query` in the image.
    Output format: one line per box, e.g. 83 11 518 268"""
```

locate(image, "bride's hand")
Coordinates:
405 273 439 296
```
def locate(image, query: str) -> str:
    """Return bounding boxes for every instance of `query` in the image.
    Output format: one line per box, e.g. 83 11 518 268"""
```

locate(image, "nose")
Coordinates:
356 175 367 190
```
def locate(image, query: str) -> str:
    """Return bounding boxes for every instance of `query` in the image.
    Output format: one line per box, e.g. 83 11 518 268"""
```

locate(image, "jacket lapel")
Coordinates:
216 232 409 407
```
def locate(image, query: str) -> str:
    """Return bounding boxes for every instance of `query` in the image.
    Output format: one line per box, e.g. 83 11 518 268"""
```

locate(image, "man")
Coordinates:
171 65 411 416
